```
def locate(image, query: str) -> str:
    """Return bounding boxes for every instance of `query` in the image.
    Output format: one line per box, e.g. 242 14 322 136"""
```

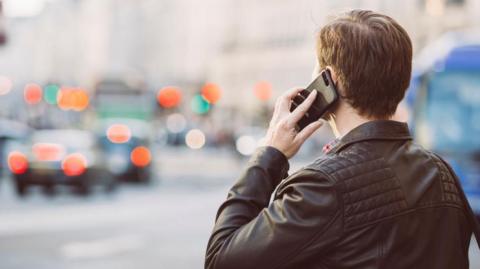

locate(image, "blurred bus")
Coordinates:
92 77 156 183
407 31 480 214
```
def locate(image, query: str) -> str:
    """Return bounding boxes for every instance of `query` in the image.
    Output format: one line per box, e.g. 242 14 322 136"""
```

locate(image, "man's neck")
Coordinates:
328 103 374 138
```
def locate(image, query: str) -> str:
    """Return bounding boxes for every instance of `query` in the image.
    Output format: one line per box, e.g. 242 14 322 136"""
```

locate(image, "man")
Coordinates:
205 10 474 269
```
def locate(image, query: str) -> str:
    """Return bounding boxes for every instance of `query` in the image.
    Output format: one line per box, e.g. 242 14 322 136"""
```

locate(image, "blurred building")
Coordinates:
0 0 479 123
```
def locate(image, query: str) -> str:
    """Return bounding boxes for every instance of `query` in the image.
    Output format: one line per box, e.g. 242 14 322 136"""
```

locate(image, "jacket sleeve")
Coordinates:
205 146 341 269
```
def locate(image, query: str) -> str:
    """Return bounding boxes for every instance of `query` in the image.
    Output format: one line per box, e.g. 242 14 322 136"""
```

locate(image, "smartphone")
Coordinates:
289 69 339 131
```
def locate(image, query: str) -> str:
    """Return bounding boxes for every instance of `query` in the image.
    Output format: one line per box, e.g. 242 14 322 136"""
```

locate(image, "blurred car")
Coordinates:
7 129 115 196
96 118 154 183
0 119 31 177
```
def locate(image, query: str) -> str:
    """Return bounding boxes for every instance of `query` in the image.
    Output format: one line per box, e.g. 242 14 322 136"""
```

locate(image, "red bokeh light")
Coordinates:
157 87 182 108
201 83 221 104
8 151 28 174
130 146 152 167
24 83 43 104
254 81 272 101
106 124 131 144
62 153 87 176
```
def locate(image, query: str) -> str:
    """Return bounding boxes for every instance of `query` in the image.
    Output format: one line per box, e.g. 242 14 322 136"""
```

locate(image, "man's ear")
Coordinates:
325 66 338 85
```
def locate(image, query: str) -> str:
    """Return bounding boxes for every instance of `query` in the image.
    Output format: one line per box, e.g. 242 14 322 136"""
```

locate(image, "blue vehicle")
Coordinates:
407 31 480 214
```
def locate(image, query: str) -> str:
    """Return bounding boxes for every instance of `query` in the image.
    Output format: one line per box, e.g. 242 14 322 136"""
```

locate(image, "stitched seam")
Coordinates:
345 184 401 206
345 198 406 220
318 157 384 177
343 175 397 198
339 161 389 183
345 203 466 231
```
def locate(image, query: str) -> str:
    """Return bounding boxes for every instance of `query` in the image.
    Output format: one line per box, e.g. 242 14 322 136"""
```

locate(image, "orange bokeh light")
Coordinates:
254 81 272 101
62 153 87 176
106 124 131 144
201 83 221 104
8 151 28 174
130 146 152 167
24 83 43 104
157 87 182 108
57 87 89 111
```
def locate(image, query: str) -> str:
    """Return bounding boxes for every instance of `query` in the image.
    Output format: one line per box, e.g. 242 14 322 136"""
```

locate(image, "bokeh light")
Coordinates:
57 87 89 111
130 146 152 167
157 86 182 108
254 81 272 101
24 83 43 104
44 84 60 105
201 83 222 104
166 113 187 133
0 76 13 95
7 151 28 175
185 129 206 149
106 124 132 144
235 135 257 156
190 94 210 114
62 153 87 176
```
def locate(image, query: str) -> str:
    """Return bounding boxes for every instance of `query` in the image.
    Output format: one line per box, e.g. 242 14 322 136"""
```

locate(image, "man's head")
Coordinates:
316 10 412 120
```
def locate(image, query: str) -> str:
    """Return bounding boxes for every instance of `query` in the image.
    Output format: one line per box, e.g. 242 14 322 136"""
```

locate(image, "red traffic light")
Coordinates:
157 86 182 108
201 83 221 104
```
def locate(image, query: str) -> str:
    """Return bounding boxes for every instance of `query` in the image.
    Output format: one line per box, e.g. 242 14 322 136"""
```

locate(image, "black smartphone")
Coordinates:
289 69 339 131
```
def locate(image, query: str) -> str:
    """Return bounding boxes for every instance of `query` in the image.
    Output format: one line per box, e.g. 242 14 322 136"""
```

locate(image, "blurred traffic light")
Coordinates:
254 81 272 101
190 94 210 114
44 84 60 105
157 86 182 108
201 83 221 104
57 87 89 111
24 83 43 104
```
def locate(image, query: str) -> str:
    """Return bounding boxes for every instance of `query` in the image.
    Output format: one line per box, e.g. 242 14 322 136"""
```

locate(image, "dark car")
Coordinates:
96 118 154 183
7 129 115 196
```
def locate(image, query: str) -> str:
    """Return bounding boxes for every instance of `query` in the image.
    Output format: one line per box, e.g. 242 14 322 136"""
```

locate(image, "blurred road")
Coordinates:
0 147 479 269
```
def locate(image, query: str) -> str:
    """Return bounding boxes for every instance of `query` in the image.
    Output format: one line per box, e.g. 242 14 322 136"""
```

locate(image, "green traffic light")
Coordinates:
44 84 60 105
191 94 210 114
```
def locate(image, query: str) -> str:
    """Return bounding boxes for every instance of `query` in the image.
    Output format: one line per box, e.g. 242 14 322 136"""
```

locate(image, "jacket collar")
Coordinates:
329 120 412 154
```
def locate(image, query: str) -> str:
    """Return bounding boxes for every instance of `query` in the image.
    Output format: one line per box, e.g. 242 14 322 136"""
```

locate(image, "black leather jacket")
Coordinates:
205 120 472 269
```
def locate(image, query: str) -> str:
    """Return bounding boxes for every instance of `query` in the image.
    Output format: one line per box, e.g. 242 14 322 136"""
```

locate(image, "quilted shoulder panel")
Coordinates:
307 143 409 230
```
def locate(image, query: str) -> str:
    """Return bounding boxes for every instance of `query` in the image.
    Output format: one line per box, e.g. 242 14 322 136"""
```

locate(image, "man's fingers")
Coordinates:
288 90 317 125
277 88 303 111
294 120 323 144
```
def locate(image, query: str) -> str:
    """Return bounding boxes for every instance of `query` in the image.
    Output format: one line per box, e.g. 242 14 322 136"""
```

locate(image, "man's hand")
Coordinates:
264 88 324 159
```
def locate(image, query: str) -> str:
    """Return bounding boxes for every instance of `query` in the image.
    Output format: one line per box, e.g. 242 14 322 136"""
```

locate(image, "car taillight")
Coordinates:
130 146 151 167
8 151 28 174
62 153 87 176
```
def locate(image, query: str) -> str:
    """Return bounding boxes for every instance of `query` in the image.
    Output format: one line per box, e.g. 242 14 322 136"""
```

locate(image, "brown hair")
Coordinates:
316 10 412 119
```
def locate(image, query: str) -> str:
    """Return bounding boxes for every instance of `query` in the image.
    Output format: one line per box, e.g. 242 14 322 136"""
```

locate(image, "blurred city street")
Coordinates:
1 0 480 268
1 146 480 269
0 146 318 269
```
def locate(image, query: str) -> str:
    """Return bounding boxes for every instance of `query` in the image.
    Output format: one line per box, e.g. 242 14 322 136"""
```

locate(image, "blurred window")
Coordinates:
418 71 480 153
31 130 95 150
